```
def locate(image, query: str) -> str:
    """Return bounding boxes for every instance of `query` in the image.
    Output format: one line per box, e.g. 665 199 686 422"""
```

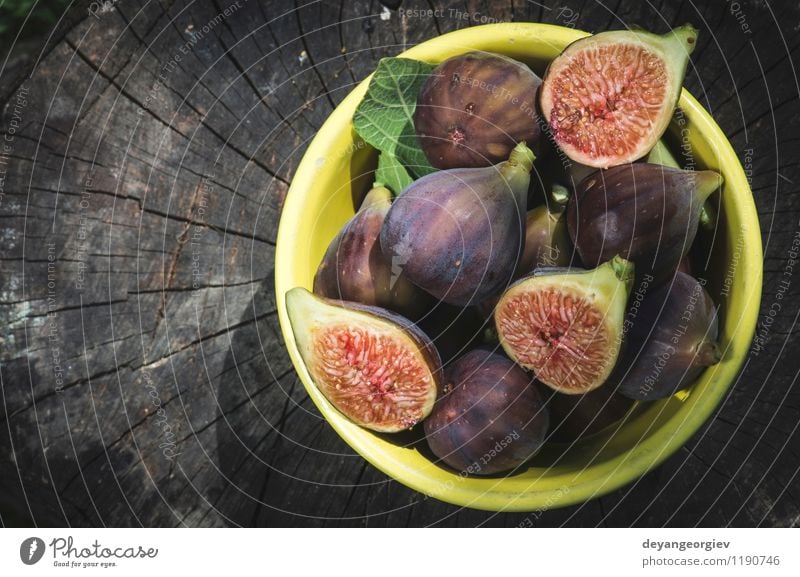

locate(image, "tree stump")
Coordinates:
0 0 798 527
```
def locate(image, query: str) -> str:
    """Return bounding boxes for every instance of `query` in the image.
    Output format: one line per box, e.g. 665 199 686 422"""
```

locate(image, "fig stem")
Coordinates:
505 141 535 174
500 142 536 200
550 183 570 207
699 202 716 230
608 255 636 286
696 340 722 366
668 24 699 56
695 170 724 203
361 186 393 209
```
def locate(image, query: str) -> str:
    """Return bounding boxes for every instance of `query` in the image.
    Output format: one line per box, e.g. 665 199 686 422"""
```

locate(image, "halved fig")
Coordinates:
495 256 634 394
424 349 549 475
540 25 698 168
313 186 430 319
568 163 722 283
415 51 542 168
610 272 721 400
286 287 441 432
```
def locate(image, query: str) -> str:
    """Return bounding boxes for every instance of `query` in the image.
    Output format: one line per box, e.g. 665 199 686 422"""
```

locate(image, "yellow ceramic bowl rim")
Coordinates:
275 23 763 512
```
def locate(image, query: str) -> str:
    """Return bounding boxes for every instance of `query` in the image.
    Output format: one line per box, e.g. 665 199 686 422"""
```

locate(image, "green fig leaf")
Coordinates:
374 151 413 196
353 57 436 179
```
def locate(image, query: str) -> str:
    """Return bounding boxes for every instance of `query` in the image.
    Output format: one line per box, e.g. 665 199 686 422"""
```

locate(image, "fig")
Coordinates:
567 163 723 282
540 25 698 168
611 272 721 400
414 51 542 168
545 384 634 442
286 287 441 432
514 184 572 277
381 142 534 306
313 186 429 318
424 349 549 475
495 256 635 394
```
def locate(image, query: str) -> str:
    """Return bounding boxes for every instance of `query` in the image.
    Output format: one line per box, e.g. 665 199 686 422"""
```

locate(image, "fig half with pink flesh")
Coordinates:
495 256 635 394
286 288 441 432
540 25 698 169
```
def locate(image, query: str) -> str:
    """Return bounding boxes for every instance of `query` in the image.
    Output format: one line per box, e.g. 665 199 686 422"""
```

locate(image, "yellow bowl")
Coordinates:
275 23 762 512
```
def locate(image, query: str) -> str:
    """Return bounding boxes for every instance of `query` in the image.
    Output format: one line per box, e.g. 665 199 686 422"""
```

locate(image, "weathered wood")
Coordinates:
0 0 798 527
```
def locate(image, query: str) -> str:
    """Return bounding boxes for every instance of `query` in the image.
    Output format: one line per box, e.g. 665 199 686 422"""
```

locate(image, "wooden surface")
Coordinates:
0 0 798 527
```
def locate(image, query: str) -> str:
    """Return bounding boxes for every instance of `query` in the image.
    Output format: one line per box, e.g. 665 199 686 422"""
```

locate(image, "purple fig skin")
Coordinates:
567 164 723 283
474 191 571 324
415 51 542 169
424 349 549 475
314 187 430 319
612 272 721 401
380 143 534 306
545 384 634 442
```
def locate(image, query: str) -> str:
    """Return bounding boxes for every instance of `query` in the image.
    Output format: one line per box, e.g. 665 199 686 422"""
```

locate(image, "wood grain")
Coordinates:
0 0 798 527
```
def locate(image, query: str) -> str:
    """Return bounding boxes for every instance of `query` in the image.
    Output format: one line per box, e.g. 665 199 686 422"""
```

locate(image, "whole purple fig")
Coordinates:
314 186 429 318
424 349 549 475
380 142 534 306
612 272 721 400
414 51 542 169
568 163 723 283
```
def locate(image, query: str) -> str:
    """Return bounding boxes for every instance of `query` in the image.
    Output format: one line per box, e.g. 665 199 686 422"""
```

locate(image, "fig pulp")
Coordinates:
424 349 549 475
540 25 698 169
286 288 441 432
611 272 721 400
568 163 722 282
381 142 534 306
314 187 428 318
415 51 542 168
495 256 635 394
515 184 572 277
